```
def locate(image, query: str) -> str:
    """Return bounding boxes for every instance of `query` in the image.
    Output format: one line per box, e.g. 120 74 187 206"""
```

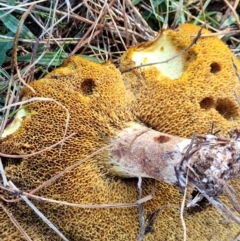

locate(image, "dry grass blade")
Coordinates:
0 158 7 186
222 0 240 27
8 181 69 241
0 201 33 241
0 133 75 158
232 59 240 82
0 184 149 209
0 81 17 137
11 3 36 94
171 0 184 29
178 134 197 241
137 177 145 241
230 231 240 241
68 0 156 57
197 187 240 226
224 184 240 214
0 35 82 44
0 0 46 11
192 28 240 38
180 163 188 241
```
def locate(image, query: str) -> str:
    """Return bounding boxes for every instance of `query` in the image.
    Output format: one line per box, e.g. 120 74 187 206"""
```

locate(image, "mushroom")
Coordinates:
1 26 240 241
120 24 240 138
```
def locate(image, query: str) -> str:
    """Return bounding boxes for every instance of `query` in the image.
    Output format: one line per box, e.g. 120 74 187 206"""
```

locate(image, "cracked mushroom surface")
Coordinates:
0 41 240 240
120 24 240 138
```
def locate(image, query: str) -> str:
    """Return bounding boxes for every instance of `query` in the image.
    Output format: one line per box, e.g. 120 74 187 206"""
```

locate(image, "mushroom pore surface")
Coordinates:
1 25 240 240
120 24 240 138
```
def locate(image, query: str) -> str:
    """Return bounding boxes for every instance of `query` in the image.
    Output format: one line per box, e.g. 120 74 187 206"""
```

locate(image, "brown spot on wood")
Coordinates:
154 135 170 143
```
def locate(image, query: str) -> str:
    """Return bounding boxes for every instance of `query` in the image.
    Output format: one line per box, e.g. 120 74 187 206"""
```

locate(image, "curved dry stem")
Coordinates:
11 3 36 94
0 201 33 241
224 183 240 214
195 184 240 225
0 183 152 209
0 133 75 158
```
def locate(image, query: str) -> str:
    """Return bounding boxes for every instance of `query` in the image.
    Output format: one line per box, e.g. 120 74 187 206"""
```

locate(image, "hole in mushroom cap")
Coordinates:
81 79 96 96
216 98 239 120
200 97 215 110
210 62 221 74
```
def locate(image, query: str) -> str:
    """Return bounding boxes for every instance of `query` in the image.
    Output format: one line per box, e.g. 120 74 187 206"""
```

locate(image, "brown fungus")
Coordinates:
1 25 240 241
120 24 240 137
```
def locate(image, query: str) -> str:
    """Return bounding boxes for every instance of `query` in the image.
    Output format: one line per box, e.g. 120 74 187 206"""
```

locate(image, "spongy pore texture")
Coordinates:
120 24 240 138
1 26 240 241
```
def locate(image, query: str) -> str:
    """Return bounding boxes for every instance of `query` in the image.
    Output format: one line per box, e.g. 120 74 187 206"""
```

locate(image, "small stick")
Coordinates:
137 177 146 241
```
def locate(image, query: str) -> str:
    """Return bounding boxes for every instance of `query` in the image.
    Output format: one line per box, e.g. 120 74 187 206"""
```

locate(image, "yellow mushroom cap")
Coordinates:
120 24 240 138
1 55 240 240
